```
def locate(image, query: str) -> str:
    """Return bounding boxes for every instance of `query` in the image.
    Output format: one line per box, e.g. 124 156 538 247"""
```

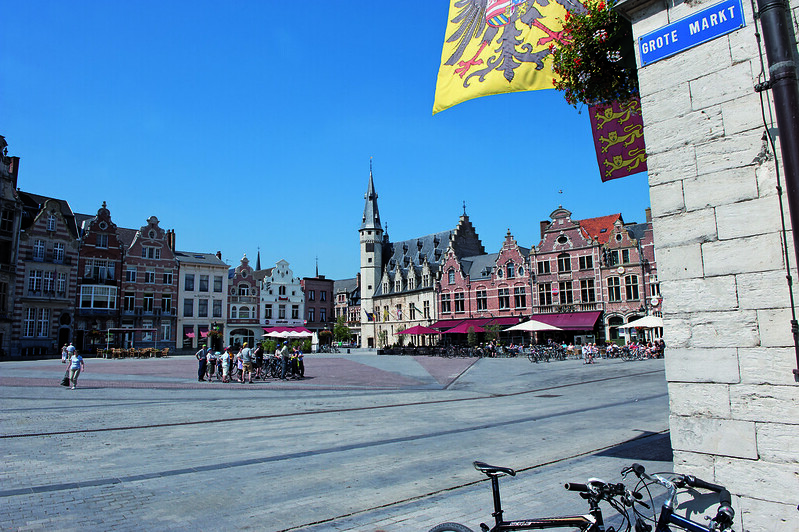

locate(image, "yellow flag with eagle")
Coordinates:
433 0 583 114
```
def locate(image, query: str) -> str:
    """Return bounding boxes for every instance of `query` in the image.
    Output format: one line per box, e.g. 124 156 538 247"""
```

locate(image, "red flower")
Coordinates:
598 1 606 9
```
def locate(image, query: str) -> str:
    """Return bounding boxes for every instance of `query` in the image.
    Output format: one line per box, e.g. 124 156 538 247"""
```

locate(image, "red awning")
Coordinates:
444 322 485 334
431 317 521 330
530 311 602 331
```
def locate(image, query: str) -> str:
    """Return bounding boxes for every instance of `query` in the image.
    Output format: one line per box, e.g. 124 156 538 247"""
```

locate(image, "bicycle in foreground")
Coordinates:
622 463 734 532
428 461 644 532
428 461 735 532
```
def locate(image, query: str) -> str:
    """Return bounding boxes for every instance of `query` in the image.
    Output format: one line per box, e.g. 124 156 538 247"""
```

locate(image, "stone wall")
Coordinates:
617 0 799 528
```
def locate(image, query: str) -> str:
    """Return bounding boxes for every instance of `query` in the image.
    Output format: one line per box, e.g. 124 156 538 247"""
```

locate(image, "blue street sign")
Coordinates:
638 0 746 66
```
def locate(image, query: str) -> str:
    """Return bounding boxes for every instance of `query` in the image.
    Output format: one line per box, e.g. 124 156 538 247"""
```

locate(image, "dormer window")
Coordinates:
506 262 515 279
47 213 57 231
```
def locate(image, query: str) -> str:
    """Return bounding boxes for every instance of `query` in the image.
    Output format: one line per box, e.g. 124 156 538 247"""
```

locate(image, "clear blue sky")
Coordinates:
1 1 650 280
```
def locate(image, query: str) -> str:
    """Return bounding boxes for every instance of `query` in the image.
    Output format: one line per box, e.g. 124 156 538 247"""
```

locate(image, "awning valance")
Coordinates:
529 311 602 331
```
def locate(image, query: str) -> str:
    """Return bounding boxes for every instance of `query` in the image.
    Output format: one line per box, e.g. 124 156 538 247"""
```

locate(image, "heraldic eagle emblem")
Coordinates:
433 0 585 114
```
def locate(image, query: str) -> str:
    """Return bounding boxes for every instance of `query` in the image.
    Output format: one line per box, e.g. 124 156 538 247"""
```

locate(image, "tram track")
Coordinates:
1 368 662 439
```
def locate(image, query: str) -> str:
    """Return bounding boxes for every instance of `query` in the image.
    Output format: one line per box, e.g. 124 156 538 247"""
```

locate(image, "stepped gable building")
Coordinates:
13 192 80 356
74 202 126 353
227 254 260 348
436 230 530 332
359 170 485 348
175 250 228 352
0 136 22 356
118 216 178 350
257 259 304 330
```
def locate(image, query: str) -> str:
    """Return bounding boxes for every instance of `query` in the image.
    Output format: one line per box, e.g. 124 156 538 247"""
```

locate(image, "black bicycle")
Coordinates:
428 461 643 532
622 463 734 532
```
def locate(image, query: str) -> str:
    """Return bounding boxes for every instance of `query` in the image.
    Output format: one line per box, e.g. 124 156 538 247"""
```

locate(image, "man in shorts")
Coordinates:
239 342 253 384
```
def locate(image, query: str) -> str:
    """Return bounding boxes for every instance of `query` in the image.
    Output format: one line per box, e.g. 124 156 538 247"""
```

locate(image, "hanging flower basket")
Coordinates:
551 0 639 107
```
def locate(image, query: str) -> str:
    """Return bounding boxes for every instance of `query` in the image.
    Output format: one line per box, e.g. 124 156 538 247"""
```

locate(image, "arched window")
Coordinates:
557 253 571 273
239 306 250 319
230 306 238 319
448 269 455 285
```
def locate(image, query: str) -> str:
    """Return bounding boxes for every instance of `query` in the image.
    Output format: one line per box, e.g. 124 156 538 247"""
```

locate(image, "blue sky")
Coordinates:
1 1 650 280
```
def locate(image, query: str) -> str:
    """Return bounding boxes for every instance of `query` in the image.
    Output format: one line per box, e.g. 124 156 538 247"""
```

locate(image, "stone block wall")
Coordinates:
618 0 799 528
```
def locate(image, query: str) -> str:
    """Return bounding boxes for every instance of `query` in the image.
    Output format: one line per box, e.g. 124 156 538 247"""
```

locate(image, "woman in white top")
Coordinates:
69 351 85 389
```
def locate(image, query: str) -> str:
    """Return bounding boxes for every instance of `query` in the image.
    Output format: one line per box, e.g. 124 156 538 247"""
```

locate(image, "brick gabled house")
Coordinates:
13 193 80 356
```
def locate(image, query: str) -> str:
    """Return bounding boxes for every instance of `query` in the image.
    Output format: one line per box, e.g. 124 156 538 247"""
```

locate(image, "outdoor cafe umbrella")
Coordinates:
504 319 563 332
397 325 442 335
620 315 664 329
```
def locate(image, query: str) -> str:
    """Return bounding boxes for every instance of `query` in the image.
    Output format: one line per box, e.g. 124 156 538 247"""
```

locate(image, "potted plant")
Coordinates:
551 0 638 107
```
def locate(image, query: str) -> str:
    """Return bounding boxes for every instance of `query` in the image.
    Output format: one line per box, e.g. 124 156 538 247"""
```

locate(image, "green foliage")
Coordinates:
333 315 351 342
318 330 333 345
551 0 638 106
467 326 478 347
264 339 277 354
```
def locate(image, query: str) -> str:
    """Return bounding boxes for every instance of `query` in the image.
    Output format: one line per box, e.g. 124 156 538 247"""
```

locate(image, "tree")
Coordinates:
467 326 478 347
333 314 350 343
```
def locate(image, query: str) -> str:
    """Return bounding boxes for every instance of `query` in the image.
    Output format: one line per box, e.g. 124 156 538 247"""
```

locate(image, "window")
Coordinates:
126 268 137 282
57 272 67 294
537 260 551 274
184 274 195 291
476 289 487 311
292 305 299 319
650 279 661 298
214 275 223 292
145 271 156 283
0 282 6 310
279 304 286 319
33 240 45 260
423 300 430 318
580 279 596 302
198 299 209 318
448 270 455 284
608 277 621 302
394 305 401 320
279 286 286 296
80 286 117 309
514 287 526 309
141 246 160 259
213 299 222 318
85 259 113 280
142 321 153 342
161 322 171 342
43 271 54 292
309 290 315 301
264 305 273 319
238 284 249 296
53 243 65 263
579 256 593 270
408 276 415 290
440 293 451 313
143 293 154 312
454 292 465 313
161 294 172 313
239 306 250 319
47 213 57 231
558 281 573 304
606 250 619 266
0 209 14 233
163 271 173 285
622 249 631 264
37 308 51 336
199 275 209 292
96 234 108 249
395 279 401 292
23 308 36 337
320 308 327 322
423 274 430 286
124 292 135 311
506 262 515 278
230 306 237 319
539 283 553 306
28 270 42 292
183 299 194 317
625 275 640 300
498 288 510 309
557 253 571 273
320 291 326 301
383 282 389 294
307 308 315 322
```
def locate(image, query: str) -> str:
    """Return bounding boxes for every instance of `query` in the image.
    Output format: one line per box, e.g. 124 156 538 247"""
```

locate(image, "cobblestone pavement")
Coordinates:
0 352 670 531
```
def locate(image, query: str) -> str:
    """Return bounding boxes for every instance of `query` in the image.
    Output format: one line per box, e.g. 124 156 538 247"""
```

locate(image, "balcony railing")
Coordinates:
532 302 604 314
25 251 73 265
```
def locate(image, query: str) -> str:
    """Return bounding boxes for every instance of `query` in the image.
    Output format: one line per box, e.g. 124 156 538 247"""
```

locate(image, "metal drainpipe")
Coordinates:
755 0 799 381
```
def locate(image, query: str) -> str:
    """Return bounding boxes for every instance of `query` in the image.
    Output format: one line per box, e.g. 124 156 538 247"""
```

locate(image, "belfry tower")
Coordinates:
359 161 383 348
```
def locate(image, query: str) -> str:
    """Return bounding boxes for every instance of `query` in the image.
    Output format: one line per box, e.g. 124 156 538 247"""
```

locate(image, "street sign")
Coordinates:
638 0 746 66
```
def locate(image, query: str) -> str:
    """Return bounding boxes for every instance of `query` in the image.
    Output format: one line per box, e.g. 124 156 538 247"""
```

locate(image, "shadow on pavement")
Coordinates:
594 431 673 462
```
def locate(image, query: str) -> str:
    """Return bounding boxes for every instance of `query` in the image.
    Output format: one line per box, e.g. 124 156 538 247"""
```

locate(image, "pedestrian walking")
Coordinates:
68 348 84 389
61 344 68 364
240 342 254 384
195 344 208 381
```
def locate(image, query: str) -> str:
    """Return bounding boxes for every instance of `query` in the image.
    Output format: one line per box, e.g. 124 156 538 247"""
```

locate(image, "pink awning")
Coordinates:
185 332 195 338
530 311 602 331
263 326 312 334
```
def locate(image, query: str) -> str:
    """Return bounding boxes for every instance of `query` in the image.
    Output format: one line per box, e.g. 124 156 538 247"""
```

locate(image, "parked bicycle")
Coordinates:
622 463 735 532
428 461 644 532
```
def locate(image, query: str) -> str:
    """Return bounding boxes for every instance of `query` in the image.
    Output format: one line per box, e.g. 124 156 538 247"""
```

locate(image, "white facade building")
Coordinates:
258 259 304 328
175 251 228 351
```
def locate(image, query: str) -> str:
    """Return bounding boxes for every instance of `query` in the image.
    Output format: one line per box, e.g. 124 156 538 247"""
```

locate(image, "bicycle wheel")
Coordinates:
428 523 475 532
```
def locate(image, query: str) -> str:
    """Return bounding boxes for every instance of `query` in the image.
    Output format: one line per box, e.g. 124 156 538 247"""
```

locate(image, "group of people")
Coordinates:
60 343 84 389
195 341 304 383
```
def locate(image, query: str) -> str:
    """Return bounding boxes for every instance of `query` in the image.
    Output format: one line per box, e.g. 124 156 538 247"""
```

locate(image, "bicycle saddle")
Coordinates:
473 461 516 477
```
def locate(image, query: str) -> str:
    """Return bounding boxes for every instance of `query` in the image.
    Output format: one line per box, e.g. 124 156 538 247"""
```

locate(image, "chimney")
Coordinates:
645 208 652 223
539 220 550 240
216 251 222 260
356 272 361 287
